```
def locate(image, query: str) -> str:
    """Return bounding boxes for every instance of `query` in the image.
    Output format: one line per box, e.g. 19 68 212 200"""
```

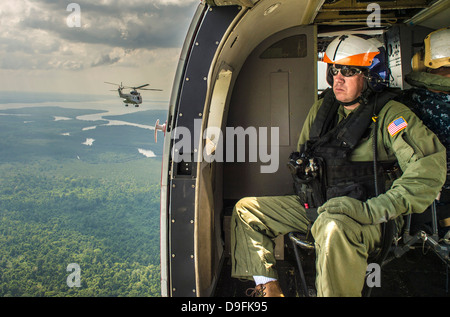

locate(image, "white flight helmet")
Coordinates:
323 34 389 91
323 34 381 67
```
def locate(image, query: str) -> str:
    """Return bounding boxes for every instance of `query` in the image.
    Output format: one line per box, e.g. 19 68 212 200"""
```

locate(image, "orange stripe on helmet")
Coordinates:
323 51 379 67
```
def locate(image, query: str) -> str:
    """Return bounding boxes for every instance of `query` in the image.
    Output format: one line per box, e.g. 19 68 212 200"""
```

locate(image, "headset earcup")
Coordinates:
326 64 334 87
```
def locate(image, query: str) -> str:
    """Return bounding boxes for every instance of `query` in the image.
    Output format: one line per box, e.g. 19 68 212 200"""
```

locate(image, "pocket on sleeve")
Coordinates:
392 133 417 166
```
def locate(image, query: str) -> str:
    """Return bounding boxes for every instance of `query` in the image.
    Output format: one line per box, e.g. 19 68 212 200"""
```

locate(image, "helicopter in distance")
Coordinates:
105 82 162 107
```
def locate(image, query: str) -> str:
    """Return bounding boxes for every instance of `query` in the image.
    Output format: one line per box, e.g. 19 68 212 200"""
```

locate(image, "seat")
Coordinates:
288 219 397 297
391 200 450 267
289 199 450 297
288 231 315 297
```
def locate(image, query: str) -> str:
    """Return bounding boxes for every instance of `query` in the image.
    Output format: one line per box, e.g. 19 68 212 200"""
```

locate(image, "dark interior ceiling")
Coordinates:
315 0 434 26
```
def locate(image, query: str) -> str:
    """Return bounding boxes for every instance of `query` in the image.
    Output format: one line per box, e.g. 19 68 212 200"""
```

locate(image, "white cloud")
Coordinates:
0 0 199 95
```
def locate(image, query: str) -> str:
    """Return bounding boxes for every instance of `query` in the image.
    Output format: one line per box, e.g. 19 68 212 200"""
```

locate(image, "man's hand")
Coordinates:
317 196 373 225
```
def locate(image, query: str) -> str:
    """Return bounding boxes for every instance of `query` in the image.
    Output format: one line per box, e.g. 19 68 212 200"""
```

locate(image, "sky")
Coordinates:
0 0 200 100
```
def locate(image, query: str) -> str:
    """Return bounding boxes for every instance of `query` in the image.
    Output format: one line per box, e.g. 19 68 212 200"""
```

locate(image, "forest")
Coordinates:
0 106 165 297
0 158 162 297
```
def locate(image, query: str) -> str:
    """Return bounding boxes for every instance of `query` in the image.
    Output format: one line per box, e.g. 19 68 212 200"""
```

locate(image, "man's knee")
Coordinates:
235 197 258 214
311 212 361 248
233 197 260 226
311 211 382 256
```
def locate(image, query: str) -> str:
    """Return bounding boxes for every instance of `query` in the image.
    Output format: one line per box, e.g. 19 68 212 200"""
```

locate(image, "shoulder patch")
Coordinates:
387 116 408 137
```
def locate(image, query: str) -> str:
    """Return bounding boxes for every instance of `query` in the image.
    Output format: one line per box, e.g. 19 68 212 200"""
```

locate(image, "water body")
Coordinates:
0 92 168 159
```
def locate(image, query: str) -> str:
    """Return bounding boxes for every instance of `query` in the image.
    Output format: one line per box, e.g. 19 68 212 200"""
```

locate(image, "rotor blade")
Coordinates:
140 88 163 91
104 81 120 86
134 84 150 89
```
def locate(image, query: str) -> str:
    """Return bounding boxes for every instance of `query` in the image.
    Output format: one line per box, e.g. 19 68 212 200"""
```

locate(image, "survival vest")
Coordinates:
289 88 399 209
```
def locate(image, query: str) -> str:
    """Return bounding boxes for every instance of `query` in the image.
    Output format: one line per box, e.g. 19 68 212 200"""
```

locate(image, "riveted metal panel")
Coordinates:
174 5 241 157
169 178 196 296
169 5 240 297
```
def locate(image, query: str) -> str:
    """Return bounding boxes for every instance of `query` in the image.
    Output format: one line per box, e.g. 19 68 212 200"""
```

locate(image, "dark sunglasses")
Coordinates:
329 65 364 77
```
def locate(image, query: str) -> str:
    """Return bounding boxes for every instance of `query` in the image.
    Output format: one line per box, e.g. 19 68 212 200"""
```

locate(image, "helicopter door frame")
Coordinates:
160 3 205 298
161 4 241 297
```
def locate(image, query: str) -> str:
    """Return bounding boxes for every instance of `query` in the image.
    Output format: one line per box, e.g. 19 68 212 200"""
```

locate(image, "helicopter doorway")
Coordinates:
212 25 317 297
224 25 317 200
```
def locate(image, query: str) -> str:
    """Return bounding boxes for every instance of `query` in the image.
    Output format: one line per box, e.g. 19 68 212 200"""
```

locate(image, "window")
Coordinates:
260 34 307 59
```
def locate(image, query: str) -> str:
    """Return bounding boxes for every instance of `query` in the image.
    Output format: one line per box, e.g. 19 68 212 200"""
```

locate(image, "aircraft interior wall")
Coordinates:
223 26 317 200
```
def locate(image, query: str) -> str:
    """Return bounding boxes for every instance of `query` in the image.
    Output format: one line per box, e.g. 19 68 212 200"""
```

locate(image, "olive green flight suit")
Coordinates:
231 98 447 296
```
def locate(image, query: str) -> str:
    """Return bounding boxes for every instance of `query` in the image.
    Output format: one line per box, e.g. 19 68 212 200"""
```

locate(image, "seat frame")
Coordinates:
289 200 450 297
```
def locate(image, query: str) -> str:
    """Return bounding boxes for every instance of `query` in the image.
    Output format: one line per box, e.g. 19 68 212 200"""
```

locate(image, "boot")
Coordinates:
246 281 285 297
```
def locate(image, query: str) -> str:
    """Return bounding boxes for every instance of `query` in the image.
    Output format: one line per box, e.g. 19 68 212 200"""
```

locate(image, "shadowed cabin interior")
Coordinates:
161 0 450 297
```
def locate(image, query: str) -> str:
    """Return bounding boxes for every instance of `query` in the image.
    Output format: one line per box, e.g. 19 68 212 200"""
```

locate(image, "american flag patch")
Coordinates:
387 117 408 137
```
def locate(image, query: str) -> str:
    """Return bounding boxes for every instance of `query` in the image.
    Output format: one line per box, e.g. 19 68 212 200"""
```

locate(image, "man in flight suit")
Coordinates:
395 27 450 238
230 34 447 297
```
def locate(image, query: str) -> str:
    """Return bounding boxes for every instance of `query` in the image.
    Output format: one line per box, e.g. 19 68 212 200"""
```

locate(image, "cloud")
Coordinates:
91 54 121 68
0 0 199 71
31 0 198 49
